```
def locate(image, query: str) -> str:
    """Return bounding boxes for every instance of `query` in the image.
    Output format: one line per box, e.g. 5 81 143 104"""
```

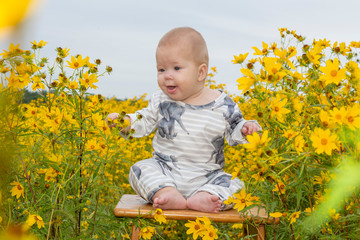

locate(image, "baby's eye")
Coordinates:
158 68 165 72
174 66 181 71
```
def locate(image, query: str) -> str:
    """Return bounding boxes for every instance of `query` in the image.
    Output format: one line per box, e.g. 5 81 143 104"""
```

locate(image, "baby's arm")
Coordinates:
106 112 131 134
241 121 261 136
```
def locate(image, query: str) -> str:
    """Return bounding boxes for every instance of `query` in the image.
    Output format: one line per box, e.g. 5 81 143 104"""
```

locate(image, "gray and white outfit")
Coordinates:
127 90 260 210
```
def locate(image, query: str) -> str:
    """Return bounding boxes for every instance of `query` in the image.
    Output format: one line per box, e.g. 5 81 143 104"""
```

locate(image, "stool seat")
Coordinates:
114 194 279 240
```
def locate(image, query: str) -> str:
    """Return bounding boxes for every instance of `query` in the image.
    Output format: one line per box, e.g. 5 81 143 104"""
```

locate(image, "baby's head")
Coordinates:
157 27 209 67
156 27 210 104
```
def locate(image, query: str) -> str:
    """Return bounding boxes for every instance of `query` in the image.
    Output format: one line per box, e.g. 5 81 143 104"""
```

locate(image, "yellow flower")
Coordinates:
31 76 45 91
0 65 10 73
251 166 268 182
269 212 283 218
273 48 296 69
57 47 70 58
243 130 271 153
0 43 23 57
292 96 304 113
306 46 322 65
85 139 100 151
269 95 290 123
237 68 256 93
66 55 89 69
330 106 347 125
6 71 31 89
346 60 360 81
304 207 314 215
185 219 205 239
272 180 286 195
67 80 79 90
282 129 297 140
10 181 24 199
343 105 360 130
263 57 280 74
231 166 241 180
25 214 45 229
319 58 346 86
329 209 340 221
289 211 301 224
252 42 269 56
202 226 218 240
314 38 331 49
232 53 249 64
332 41 349 55
313 171 330 185
30 40 47 49
79 72 98 89
139 226 156 240
310 128 338 155
294 135 305 154
225 188 258 212
231 223 243 229
319 109 335 128
154 208 167 224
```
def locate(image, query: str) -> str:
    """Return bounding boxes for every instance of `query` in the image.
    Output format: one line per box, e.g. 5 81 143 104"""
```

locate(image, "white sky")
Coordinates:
1 0 360 99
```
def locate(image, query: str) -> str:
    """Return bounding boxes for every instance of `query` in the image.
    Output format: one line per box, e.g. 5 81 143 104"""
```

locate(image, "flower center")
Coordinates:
348 116 354 123
330 70 337 77
321 138 328 145
74 62 79 68
274 106 280 112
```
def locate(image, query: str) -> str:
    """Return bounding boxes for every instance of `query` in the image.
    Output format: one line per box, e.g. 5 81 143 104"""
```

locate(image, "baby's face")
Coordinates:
156 45 204 104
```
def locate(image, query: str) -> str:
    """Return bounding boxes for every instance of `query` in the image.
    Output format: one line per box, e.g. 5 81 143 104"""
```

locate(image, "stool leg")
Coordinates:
131 225 140 240
257 224 266 240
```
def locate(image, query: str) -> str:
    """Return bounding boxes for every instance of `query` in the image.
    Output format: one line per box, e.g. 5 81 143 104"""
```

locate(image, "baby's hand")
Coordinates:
106 112 120 128
241 122 261 136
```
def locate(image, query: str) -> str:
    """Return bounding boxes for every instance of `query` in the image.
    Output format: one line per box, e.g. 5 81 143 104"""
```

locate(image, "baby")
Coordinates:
107 27 261 213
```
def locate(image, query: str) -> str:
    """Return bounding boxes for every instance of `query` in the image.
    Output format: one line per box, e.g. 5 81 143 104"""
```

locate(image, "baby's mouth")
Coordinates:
167 86 177 93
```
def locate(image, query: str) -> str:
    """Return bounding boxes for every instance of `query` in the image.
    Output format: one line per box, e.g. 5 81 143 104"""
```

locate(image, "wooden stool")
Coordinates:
114 194 279 240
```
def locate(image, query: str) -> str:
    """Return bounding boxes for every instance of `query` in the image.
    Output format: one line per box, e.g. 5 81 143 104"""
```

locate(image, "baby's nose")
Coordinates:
164 70 173 80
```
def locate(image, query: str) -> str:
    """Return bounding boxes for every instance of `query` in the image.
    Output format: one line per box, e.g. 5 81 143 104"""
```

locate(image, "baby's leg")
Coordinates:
190 172 244 212
152 186 187 210
129 158 178 203
186 191 222 213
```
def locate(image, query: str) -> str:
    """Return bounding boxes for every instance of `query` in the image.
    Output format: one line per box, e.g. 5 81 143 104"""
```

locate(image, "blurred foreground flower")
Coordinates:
139 226 156 240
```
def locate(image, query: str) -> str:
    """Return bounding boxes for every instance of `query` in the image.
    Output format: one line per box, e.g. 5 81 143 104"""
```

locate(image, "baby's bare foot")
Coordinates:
152 187 187 210
187 191 222 213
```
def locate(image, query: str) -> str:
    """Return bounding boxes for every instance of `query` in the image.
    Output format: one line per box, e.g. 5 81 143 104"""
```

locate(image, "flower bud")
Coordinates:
106 66 113 73
51 81 58 88
56 57 63 64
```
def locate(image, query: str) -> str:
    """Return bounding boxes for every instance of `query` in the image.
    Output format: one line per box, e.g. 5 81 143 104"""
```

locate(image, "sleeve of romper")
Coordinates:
126 92 159 138
225 103 262 146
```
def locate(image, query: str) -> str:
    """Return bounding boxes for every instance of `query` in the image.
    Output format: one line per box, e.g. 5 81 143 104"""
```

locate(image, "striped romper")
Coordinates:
127 90 260 210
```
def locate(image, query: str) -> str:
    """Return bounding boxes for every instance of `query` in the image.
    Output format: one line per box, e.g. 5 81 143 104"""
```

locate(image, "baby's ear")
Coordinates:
198 63 208 82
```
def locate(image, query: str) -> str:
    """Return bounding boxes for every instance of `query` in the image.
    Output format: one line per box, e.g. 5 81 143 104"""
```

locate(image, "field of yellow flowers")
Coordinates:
0 29 359 239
